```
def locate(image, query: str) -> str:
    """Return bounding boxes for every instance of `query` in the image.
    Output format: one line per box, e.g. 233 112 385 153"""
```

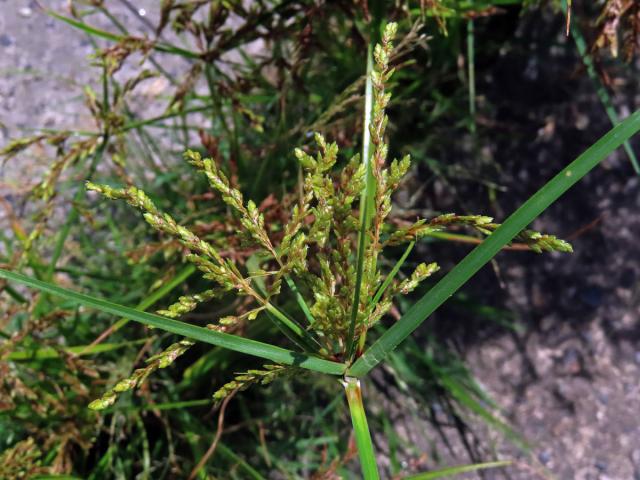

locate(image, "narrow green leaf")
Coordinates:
370 241 414 308
104 398 212 413
347 45 375 358
48 11 200 60
349 108 640 377
117 104 216 133
0 269 346 375
264 305 321 353
8 339 146 361
285 275 316 325
437 375 525 449
404 460 512 479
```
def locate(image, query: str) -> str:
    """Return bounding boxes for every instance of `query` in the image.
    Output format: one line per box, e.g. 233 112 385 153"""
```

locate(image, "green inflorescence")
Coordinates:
87 22 572 409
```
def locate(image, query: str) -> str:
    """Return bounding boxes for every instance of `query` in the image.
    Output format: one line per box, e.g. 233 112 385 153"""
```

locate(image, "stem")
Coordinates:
467 18 476 135
343 377 379 480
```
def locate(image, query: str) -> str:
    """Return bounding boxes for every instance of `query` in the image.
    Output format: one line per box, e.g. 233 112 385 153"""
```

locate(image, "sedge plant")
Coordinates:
3 19 640 478
84 23 568 475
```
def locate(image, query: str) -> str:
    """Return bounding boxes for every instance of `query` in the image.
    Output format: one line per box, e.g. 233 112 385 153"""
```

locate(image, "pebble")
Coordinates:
0 34 13 47
596 391 609 406
538 450 552 465
18 7 32 17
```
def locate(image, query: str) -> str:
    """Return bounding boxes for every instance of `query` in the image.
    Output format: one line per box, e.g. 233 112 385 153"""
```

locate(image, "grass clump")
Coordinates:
2 2 640 478
81 22 571 477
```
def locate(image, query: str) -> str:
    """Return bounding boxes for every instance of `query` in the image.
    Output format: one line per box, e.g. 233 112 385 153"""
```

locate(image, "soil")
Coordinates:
422 7 640 480
2 3 640 480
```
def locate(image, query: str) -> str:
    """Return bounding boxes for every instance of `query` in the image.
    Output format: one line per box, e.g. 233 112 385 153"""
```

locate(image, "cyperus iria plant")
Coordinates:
81 23 570 475
3 19 640 478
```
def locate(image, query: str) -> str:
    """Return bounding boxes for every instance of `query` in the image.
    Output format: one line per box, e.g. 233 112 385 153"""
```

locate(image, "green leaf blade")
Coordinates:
349 108 640 378
0 269 346 376
404 460 512 479
347 44 375 358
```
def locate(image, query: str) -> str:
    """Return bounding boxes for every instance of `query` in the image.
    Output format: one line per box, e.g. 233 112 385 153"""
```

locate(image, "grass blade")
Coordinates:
0 269 346 375
344 377 380 480
404 460 512 479
285 276 316 325
369 241 415 309
357 241 415 354
347 45 375 358
47 11 201 60
8 339 146 361
349 108 640 377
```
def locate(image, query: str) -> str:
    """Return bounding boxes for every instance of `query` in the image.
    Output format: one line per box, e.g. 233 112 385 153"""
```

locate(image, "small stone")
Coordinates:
538 451 551 465
19 7 32 17
0 34 13 47
596 391 609 405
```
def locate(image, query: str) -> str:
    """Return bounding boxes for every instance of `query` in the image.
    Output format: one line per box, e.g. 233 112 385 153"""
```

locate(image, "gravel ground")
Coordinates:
449 9 640 479
2 3 640 479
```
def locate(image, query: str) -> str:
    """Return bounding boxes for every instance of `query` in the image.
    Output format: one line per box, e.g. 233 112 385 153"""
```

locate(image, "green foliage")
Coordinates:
1 1 637 478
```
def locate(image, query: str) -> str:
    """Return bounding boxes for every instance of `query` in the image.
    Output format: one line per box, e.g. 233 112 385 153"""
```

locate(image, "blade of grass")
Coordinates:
105 398 212 413
47 10 201 60
357 241 415 354
349 108 640 377
347 45 375 358
343 377 380 480
560 0 640 174
370 241 415 309
8 339 147 361
437 373 525 449
118 104 216 133
34 104 219 138
2 283 27 303
0 269 346 375
264 306 321 353
246 255 321 351
404 460 512 479
217 443 266 480
285 276 316 325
